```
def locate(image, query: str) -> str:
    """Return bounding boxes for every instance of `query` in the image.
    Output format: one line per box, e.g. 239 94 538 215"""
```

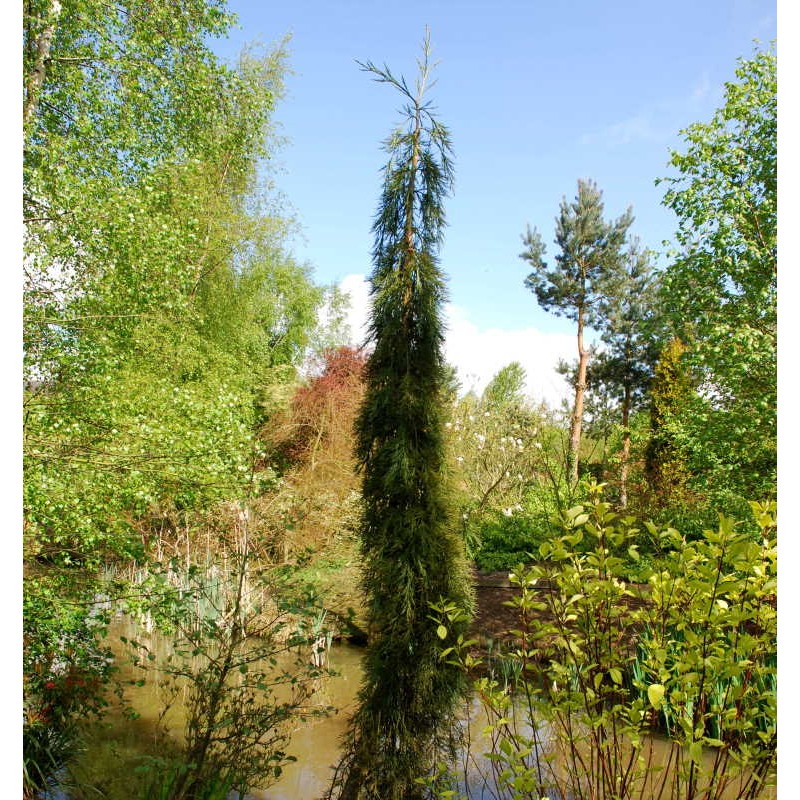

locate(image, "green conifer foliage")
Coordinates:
329 35 473 800
520 179 633 485
646 337 694 507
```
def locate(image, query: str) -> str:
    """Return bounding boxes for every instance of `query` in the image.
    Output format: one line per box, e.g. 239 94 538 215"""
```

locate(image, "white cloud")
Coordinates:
581 72 723 149
443 302 574 409
337 274 574 409
582 111 663 147
338 272 371 346
691 72 711 103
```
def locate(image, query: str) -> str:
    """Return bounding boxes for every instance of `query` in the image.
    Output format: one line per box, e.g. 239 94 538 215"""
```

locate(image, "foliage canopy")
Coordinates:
657 47 776 503
23 4 322 563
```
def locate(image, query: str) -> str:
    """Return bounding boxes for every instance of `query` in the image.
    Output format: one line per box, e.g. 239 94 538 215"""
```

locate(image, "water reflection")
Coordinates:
100 615 364 799
87 617 774 800
254 647 363 799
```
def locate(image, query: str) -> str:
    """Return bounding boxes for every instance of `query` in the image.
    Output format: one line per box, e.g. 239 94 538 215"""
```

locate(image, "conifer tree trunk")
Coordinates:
520 180 633 490
619 382 632 508
568 306 589 484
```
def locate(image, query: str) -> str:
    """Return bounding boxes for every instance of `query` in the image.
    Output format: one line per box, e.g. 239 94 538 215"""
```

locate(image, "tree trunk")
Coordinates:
619 383 631 508
24 0 62 128
568 307 589 484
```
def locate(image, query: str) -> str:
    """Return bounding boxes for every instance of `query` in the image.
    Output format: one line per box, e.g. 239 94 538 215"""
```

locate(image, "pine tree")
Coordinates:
520 179 632 484
593 240 661 507
328 34 473 800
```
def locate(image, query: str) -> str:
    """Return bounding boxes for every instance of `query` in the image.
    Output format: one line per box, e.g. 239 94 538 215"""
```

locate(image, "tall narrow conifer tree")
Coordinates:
329 34 472 800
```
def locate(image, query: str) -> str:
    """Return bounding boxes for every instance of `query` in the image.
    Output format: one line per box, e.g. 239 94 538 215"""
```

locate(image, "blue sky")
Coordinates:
215 1 776 403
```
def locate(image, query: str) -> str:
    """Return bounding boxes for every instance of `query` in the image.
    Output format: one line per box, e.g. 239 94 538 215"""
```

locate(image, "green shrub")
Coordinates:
473 511 542 571
119 519 331 800
432 486 777 799
23 574 116 798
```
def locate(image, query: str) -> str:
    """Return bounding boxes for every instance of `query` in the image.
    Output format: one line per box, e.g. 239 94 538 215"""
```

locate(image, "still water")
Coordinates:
92 615 365 799
83 615 774 800
92 615 526 799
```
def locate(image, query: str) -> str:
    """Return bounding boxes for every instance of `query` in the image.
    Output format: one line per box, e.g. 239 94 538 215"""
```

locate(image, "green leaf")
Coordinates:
647 683 665 709
566 505 584 521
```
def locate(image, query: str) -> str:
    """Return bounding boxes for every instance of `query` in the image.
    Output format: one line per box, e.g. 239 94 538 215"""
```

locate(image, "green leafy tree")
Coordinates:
658 46 776 503
520 179 633 485
24 0 242 369
23 7 321 562
447 363 554 563
22 4 324 790
329 35 473 800
481 361 526 408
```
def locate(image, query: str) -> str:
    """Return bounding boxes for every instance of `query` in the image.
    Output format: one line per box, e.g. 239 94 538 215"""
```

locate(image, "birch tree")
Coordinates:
658 47 776 502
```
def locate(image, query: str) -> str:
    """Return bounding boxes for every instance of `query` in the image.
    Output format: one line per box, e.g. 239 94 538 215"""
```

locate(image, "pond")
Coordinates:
70 614 775 800
69 614 363 800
